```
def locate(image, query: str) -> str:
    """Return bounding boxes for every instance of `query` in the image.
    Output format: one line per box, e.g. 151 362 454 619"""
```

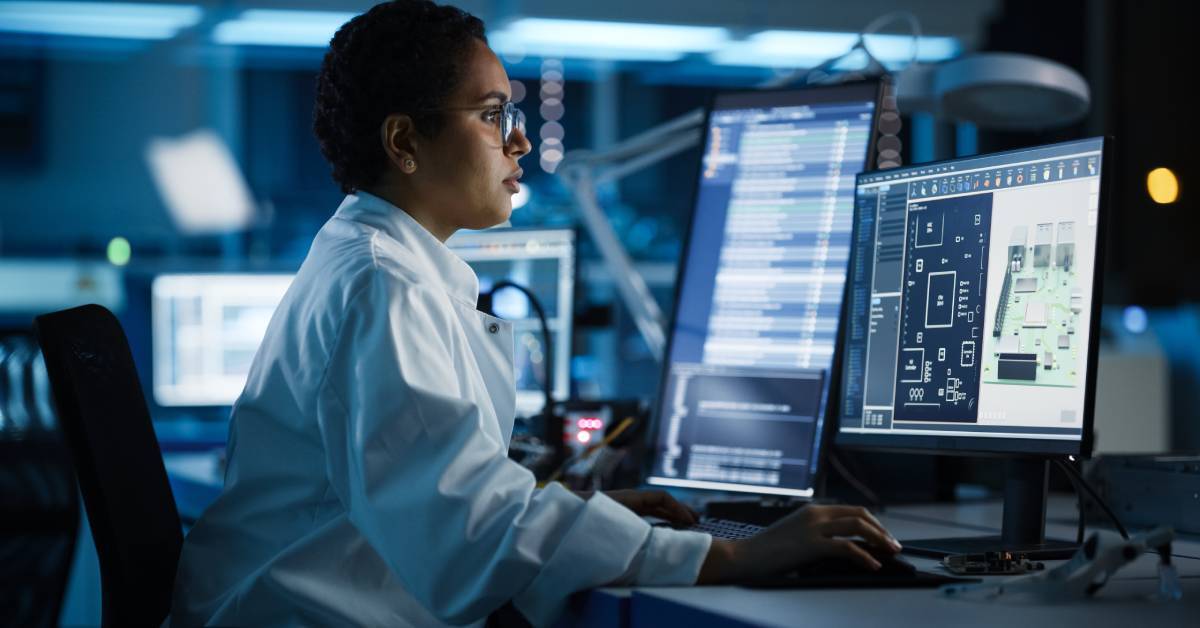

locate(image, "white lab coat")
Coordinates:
170 191 710 627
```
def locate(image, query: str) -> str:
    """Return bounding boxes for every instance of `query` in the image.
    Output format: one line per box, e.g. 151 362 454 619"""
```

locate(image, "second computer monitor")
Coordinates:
646 81 884 497
838 137 1108 456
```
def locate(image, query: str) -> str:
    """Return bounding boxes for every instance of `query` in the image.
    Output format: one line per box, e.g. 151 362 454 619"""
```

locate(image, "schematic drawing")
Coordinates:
984 220 1081 387
894 195 993 422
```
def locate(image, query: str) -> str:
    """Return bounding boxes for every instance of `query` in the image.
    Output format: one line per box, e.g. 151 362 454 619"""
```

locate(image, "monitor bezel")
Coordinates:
833 136 1112 459
642 79 887 497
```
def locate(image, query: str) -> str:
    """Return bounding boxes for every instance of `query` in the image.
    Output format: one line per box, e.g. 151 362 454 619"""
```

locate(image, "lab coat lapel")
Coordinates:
458 303 517 448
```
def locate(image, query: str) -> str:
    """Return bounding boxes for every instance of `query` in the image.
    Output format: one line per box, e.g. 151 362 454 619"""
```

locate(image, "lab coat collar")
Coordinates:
334 191 480 307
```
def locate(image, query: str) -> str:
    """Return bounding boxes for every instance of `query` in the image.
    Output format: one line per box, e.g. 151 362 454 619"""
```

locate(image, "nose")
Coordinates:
505 126 532 160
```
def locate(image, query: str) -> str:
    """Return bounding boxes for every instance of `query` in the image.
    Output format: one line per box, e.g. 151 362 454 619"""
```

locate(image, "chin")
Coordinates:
468 203 512 230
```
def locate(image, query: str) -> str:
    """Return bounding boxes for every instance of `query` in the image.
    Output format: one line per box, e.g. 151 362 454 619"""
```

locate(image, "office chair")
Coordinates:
35 304 182 627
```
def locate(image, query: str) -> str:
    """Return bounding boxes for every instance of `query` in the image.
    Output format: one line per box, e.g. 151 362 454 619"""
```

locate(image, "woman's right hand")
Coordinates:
696 505 902 584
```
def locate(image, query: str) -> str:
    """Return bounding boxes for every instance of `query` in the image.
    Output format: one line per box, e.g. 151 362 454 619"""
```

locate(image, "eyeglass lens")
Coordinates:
502 102 526 144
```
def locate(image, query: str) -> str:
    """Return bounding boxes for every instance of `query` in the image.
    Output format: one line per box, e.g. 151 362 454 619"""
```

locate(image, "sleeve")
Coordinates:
315 272 710 626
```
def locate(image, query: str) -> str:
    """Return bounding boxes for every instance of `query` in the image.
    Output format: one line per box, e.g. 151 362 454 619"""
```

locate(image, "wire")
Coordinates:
860 10 923 69
827 449 883 510
485 280 554 422
1053 458 1129 540
1053 458 1087 544
769 10 925 89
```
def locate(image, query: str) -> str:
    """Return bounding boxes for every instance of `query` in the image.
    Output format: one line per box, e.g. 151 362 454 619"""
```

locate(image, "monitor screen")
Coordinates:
152 273 294 407
646 82 883 497
837 137 1107 456
446 228 575 417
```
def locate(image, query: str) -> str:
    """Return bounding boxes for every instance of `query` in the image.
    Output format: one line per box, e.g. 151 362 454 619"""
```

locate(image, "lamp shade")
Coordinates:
895 52 1091 130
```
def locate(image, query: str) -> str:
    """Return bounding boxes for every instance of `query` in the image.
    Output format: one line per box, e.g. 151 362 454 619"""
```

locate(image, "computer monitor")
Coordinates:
837 137 1109 556
152 273 294 407
447 228 575 417
645 81 885 498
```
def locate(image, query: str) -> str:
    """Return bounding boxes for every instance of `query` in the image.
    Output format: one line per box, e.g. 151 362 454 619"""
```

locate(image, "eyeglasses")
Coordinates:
420 101 526 146
495 101 526 146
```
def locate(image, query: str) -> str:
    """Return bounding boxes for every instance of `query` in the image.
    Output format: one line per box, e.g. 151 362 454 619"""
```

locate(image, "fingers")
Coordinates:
808 505 896 548
828 538 882 571
820 517 901 553
647 491 699 525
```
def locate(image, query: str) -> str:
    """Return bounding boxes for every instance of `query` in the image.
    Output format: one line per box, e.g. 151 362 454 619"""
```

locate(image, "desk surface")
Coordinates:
570 500 1199 628
163 454 1196 626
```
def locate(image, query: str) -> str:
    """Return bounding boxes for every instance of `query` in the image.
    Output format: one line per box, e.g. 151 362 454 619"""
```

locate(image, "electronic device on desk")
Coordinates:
549 399 649 489
836 137 1111 559
642 80 887 522
1084 455 1200 535
942 551 1045 575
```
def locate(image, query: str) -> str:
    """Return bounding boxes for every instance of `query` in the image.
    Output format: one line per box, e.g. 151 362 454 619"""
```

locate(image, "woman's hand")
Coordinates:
697 504 901 584
588 489 699 526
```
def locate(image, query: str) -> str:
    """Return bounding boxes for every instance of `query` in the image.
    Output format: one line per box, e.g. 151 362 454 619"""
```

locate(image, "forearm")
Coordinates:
696 539 739 584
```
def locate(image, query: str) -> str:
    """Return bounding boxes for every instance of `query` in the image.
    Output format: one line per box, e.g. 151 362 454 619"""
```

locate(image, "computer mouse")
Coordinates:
794 540 916 577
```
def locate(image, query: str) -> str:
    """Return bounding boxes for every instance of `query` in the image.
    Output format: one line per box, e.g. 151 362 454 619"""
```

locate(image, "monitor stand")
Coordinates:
901 458 1078 560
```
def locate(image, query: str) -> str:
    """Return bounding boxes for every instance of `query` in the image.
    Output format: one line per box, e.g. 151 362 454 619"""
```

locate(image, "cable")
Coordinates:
1053 457 1129 540
827 449 883 510
860 11 923 69
480 280 554 422
1053 458 1087 544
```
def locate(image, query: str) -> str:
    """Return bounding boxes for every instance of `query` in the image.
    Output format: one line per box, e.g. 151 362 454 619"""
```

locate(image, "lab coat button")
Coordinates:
488 322 499 334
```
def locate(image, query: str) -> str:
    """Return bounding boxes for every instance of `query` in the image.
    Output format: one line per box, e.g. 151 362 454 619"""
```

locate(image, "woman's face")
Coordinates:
411 40 532 235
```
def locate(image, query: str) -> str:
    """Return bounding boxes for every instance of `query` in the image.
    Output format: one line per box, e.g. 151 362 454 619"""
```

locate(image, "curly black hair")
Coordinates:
313 0 487 194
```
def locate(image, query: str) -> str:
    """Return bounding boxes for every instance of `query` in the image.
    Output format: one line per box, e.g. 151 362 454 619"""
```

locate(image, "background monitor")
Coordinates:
152 273 294 407
446 228 575 417
646 81 884 498
837 137 1109 556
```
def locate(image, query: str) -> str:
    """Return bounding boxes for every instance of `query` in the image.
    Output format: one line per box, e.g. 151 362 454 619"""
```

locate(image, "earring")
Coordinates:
404 158 416 172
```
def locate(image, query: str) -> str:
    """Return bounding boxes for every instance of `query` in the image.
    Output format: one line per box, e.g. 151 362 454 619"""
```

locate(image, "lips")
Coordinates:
503 168 523 192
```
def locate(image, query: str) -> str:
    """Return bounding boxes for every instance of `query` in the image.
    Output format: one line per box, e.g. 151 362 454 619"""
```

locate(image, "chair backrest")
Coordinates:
35 304 182 627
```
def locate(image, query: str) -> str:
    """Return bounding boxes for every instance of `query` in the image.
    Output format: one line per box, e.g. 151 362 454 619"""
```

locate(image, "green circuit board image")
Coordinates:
983 222 1081 388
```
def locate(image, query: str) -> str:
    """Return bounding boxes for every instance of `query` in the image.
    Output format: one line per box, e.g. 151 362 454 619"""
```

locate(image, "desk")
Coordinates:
161 455 1196 627
566 501 1200 627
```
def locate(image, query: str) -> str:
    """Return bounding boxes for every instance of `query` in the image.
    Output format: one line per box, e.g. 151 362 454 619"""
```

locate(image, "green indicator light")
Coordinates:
107 237 131 266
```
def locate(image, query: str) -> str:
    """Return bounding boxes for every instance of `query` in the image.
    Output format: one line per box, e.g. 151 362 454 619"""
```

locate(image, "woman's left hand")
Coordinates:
600 489 699 526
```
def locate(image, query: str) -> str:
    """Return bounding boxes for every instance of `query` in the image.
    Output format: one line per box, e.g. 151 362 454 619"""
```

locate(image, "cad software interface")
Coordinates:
839 138 1104 443
649 84 879 496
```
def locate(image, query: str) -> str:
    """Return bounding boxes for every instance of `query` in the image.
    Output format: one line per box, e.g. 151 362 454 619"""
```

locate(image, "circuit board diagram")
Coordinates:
894 195 993 422
983 221 1081 387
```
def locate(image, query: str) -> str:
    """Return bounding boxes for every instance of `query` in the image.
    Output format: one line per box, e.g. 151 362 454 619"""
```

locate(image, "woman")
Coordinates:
171 1 901 625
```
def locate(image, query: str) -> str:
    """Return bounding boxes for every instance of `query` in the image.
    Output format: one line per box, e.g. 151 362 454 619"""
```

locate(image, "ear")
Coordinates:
380 113 420 173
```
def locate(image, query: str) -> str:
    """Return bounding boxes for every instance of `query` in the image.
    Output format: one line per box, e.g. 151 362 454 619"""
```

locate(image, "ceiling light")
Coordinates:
711 30 960 68
489 18 729 63
0 1 202 40
213 9 356 47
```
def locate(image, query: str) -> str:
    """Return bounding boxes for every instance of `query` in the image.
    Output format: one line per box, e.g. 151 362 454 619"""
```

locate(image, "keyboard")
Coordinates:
688 518 765 540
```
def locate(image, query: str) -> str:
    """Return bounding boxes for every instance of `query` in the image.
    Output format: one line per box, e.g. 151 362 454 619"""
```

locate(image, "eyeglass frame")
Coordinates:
411 101 527 146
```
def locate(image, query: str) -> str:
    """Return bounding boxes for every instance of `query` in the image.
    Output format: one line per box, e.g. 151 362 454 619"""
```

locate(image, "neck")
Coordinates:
361 184 456 242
